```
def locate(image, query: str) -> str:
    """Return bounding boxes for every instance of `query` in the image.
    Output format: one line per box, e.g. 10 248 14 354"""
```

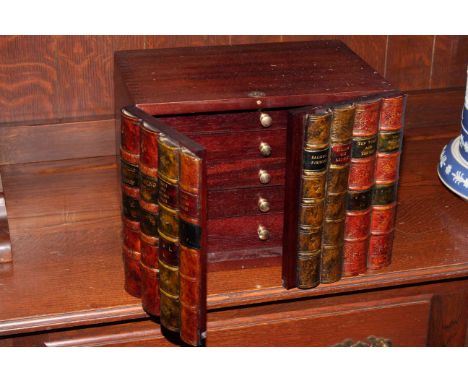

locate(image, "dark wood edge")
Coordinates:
135 90 395 116
282 112 305 289
0 172 12 264
0 305 146 337
199 149 208 345
2 263 467 337
209 264 468 310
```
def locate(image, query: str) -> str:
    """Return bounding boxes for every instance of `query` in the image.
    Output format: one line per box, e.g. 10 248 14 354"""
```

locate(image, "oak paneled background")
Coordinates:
0 35 467 165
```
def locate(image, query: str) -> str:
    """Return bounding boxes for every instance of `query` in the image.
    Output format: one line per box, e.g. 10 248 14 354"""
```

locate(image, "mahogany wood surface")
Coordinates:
2 36 467 125
0 111 466 337
116 40 393 115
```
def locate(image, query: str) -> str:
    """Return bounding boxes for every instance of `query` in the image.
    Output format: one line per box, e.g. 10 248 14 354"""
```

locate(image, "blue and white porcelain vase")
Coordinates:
437 66 468 200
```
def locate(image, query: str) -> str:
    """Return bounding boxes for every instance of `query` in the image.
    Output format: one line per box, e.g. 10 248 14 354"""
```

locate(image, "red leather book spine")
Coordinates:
120 108 141 298
139 122 160 316
320 104 355 284
343 98 380 276
368 94 405 270
179 148 204 346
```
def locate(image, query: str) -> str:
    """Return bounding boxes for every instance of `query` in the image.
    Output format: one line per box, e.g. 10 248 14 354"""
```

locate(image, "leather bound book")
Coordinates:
179 148 204 346
157 135 181 333
343 98 380 276
120 108 142 298
296 110 332 289
139 121 160 316
321 104 355 284
368 94 406 270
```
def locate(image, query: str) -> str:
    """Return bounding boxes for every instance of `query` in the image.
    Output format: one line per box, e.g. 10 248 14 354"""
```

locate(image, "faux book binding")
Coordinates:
119 107 207 346
282 91 405 289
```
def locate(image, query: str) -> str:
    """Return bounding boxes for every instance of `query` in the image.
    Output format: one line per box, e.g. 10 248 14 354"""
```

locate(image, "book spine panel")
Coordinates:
296 112 332 289
343 99 380 276
157 136 181 332
139 122 161 317
369 95 405 270
179 149 204 346
321 105 354 284
120 108 142 298
122 245 141 297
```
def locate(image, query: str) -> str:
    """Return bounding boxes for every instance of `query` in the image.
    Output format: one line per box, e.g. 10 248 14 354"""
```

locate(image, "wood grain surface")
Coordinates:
1 36 466 125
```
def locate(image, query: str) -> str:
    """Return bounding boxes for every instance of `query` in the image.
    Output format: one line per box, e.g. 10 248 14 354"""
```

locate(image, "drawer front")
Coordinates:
188 129 286 163
207 295 432 346
207 213 283 254
207 157 285 189
158 110 288 134
208 185 284 219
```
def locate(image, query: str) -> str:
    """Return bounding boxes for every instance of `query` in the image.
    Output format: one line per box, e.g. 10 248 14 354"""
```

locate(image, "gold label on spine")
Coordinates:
158 175 178 208
159 259 180 296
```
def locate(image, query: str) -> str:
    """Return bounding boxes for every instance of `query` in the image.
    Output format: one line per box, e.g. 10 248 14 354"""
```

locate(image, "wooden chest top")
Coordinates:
115 40 393 115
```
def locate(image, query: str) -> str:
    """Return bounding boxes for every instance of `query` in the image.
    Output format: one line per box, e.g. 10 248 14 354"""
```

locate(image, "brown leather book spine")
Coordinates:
343 98 380 276
120 108 142 298
368 94 405 270
139 122 160 316
296 111 332 289
179 148 204 346
320 104 355 284
157 135 181 332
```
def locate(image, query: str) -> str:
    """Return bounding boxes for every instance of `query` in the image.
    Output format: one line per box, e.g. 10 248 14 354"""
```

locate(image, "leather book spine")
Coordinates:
296 111 332 289
157 135 181 333
179 148 204 346
120 108 141 298
343 99 380 276
139 122 160 316
320 104 355 284
368 94 405 270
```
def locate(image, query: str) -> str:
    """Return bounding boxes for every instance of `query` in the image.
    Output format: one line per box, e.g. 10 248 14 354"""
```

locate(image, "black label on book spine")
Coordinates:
121 160 139 187
346 188 373 211
372 182 397 205
378 131 402 153
351 136 377 158
180 219 201 249
303 147 329 172
140 173 158 204
140 208 158 237
122 193 140 221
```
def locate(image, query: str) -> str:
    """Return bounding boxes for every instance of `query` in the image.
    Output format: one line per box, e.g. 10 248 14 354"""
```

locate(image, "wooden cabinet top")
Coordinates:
115 40 393 115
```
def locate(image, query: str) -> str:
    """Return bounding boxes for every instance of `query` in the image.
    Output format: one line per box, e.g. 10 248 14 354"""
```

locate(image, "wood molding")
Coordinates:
0 172 11 263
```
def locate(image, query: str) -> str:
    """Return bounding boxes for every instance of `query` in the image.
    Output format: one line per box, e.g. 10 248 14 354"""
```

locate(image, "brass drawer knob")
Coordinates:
259 142 272 157
260 112 272 127
258 169 271 184
258 197 270 213
257 225 270 241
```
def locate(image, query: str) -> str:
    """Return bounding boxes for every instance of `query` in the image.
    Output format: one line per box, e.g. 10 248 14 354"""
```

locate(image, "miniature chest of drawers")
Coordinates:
115 40 405 344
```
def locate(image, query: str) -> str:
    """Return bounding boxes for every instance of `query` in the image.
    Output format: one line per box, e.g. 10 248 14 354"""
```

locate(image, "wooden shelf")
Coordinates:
0 117 467 337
